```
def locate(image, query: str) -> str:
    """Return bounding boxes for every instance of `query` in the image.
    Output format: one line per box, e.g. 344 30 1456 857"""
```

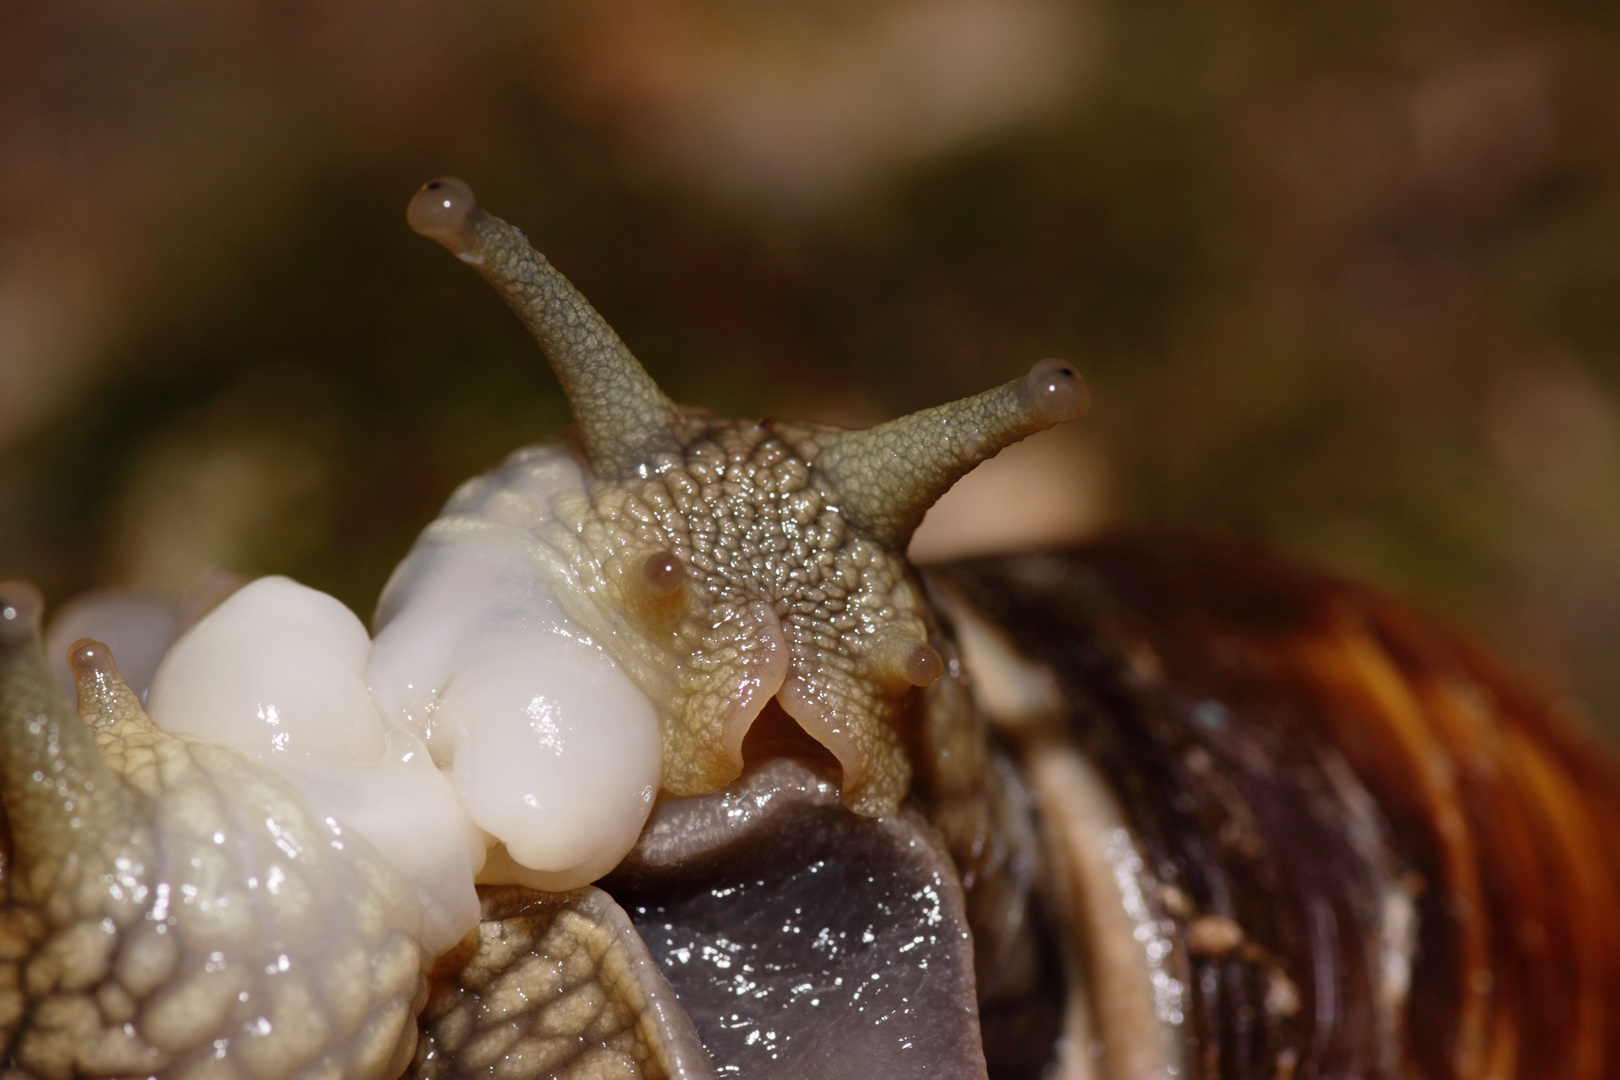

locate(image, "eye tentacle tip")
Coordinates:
1025 358 1089 424
407 176 484 255
65 637 147 727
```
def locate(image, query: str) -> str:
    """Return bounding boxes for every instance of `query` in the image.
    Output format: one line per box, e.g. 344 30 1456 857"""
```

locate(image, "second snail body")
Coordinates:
0 179 1615 1080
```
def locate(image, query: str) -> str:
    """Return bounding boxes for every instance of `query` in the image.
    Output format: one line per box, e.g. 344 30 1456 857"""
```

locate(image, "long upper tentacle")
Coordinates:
407 177 684 478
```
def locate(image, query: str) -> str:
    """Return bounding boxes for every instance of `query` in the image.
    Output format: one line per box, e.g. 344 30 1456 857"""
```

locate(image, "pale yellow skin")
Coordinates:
0 597 427 1080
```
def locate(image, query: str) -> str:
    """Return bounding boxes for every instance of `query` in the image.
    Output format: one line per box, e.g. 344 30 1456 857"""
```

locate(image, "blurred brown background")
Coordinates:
2 0 1618 739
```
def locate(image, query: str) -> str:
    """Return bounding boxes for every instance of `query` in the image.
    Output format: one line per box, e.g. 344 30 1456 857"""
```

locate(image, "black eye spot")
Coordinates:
406 177 482 252
1025 358 1089 423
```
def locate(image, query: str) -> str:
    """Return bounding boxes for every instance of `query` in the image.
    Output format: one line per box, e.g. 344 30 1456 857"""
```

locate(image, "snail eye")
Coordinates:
1026 358 1089 422
641 550 687 600
406 177 482 255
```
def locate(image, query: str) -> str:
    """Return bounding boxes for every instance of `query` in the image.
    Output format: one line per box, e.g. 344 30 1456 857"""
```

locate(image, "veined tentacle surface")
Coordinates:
406 177 684 479
814 357 1089 548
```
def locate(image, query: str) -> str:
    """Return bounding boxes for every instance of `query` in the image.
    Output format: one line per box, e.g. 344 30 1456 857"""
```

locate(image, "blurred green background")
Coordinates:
3 0 1619 738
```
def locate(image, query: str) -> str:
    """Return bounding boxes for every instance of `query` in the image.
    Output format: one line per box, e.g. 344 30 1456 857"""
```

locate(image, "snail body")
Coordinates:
2 178 1617 1080
0 604 429 1080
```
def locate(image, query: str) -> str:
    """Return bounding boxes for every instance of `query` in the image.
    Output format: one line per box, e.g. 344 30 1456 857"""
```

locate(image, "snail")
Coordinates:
2 177 1617 1080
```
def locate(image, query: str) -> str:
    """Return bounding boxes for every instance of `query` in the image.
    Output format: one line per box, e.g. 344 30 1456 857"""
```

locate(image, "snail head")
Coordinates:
407 178 1090 817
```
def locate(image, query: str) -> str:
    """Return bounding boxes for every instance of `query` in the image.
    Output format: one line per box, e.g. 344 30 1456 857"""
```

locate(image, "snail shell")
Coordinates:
933 537 1620 1079
1 179 1616 1080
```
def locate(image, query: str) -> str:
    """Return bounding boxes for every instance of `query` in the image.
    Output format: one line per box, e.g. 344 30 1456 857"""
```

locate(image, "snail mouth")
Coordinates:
715 598 792 765
774 676 866 794
738 698 842 774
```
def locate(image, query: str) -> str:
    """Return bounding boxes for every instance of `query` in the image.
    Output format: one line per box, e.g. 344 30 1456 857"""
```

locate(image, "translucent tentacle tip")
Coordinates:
0 580 43 646
407 177 484 256
1025 359 1090 424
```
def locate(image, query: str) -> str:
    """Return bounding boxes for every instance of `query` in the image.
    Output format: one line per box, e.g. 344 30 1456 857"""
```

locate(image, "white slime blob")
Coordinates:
144 441 664 943
368 442 663 892
146 576 485 953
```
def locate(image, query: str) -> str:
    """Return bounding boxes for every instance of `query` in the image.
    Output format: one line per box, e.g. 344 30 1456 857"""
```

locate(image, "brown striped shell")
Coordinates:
934 536 1620 1079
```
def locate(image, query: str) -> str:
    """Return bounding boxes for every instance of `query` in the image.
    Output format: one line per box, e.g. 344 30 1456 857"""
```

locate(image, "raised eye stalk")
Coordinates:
408 178 684 478
814 357 1089 548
